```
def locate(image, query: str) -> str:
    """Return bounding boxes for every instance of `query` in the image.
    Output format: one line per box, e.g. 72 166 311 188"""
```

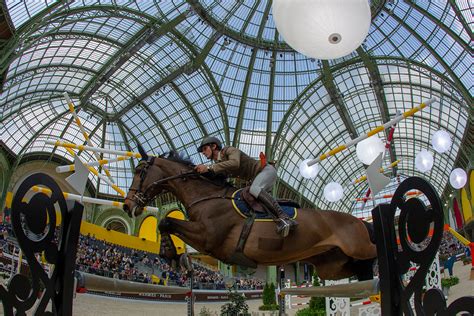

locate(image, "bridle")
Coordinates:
126 157 197 208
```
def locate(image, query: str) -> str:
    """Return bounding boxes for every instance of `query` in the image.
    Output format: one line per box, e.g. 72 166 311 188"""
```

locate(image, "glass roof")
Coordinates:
0 0 472 213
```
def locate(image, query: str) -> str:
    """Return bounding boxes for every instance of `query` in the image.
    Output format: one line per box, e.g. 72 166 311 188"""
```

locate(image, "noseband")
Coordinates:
126 157 197 208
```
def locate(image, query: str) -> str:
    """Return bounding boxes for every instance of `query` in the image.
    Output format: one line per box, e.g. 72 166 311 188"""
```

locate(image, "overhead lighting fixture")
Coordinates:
272 0 371 59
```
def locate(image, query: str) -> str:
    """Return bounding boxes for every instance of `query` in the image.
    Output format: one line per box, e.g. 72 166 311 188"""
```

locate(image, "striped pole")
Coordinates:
56 155 132 173
30 186 160 213
355 190 422 202
353 160 401 184
64 92 116 184
307 98 436 167
63 147 125 197
46 140 143 158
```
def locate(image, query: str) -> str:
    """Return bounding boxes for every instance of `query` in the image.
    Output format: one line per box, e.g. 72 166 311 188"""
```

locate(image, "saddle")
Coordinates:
237 187 300 219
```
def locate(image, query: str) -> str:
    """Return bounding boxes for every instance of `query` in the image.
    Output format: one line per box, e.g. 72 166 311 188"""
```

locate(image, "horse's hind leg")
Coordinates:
304 248 354 280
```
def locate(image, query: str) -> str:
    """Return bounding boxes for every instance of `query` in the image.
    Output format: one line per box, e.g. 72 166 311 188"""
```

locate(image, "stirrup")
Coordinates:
276 219 290 237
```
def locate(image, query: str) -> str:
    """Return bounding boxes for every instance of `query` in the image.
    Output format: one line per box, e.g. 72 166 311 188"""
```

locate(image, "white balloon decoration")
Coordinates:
431 130 452 154
299 159 320 179
272 0 371 59
356 135 385 165
323 182 344 202
449 168 467 189
415 150 434 173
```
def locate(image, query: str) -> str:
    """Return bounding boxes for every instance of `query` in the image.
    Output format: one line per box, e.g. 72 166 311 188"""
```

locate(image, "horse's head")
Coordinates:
123 144 167 218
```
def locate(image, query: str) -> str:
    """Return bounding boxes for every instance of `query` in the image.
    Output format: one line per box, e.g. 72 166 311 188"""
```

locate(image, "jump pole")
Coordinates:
62 146 125 197
306 98 436 167
280 279 379 298
30 186 160 213
64 92 116 184
56 155 132 173
46 140 144 158
353 159 400 184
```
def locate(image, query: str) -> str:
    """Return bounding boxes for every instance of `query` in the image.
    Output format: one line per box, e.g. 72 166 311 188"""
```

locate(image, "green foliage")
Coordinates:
296 271 325 316
220 287 249 316
199 306 217 316
258 304 280 311
441 276 459 289
295 309 325 316
259 282 279 311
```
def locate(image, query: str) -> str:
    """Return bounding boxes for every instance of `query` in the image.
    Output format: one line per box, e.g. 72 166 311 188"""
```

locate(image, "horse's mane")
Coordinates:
159 151 195 166
159 151 233 187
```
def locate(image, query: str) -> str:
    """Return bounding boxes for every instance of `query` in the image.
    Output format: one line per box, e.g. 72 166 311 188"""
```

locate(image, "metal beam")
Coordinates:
232 0 273 147
403 0 470 51
321 60 358 138
111 29 218 121
265 31 278 159
80 13 187 108
385 7 471 103
0 0 65 72
447 0 473 42
170 82 207 136
187 0 292 52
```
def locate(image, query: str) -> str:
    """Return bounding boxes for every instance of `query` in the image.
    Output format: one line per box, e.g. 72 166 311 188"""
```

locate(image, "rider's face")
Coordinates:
201 145 213 159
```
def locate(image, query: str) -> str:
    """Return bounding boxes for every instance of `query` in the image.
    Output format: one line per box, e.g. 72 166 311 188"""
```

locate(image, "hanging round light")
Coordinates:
299 159 320 179
356 135 385 165
431 130 452 154
272 0 371 60
415 150 434 173
449 168 467 189
323 182 344 202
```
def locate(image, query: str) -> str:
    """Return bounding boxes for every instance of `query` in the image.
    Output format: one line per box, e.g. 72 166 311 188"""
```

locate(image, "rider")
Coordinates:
195 136 298 237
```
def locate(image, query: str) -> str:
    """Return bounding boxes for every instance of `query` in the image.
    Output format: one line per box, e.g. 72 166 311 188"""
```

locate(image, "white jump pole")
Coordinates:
62 146 125 197
31 186 160 213
306 98 436 167
64 92 116 184
46 140 144 158
56 155 132 173
353 159 401 184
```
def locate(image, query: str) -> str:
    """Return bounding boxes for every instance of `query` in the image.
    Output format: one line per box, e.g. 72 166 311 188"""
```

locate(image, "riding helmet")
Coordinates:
198 136 222 152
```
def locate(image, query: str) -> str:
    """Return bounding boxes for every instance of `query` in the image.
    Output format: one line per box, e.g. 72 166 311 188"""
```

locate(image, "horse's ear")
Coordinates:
137 143 149 161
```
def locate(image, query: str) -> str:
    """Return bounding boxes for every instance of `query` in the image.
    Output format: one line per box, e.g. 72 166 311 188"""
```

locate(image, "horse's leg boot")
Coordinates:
258 191 298 237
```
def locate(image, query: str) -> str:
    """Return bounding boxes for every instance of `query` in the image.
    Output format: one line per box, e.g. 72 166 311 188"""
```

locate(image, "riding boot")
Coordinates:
258 191 298 237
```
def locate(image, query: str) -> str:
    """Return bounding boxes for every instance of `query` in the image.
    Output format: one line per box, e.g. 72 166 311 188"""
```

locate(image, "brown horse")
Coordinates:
123 149 377 280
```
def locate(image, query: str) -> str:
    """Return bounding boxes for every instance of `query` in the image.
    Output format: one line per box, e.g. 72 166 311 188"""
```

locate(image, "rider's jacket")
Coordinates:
208 146 263 181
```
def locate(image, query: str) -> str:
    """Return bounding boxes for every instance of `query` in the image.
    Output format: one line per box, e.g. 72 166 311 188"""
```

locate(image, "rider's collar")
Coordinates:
216 150 223 162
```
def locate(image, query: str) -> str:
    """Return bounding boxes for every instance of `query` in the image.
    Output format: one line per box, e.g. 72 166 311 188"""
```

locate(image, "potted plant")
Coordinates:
441 276 459 296
462 256 471 266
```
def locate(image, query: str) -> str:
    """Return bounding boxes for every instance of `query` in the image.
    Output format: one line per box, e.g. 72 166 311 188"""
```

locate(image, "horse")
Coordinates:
123 148 377 281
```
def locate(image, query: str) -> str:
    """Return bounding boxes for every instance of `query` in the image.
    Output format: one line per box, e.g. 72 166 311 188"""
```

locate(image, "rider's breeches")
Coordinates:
249 164 277 198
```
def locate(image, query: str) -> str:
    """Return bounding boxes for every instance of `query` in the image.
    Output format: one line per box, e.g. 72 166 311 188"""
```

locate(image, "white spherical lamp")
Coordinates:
356 135 385 165
272 0 371 60
431 130 452 154
299 159 320 179
323 182 344 202
449 168 467 189
415 150 434 173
